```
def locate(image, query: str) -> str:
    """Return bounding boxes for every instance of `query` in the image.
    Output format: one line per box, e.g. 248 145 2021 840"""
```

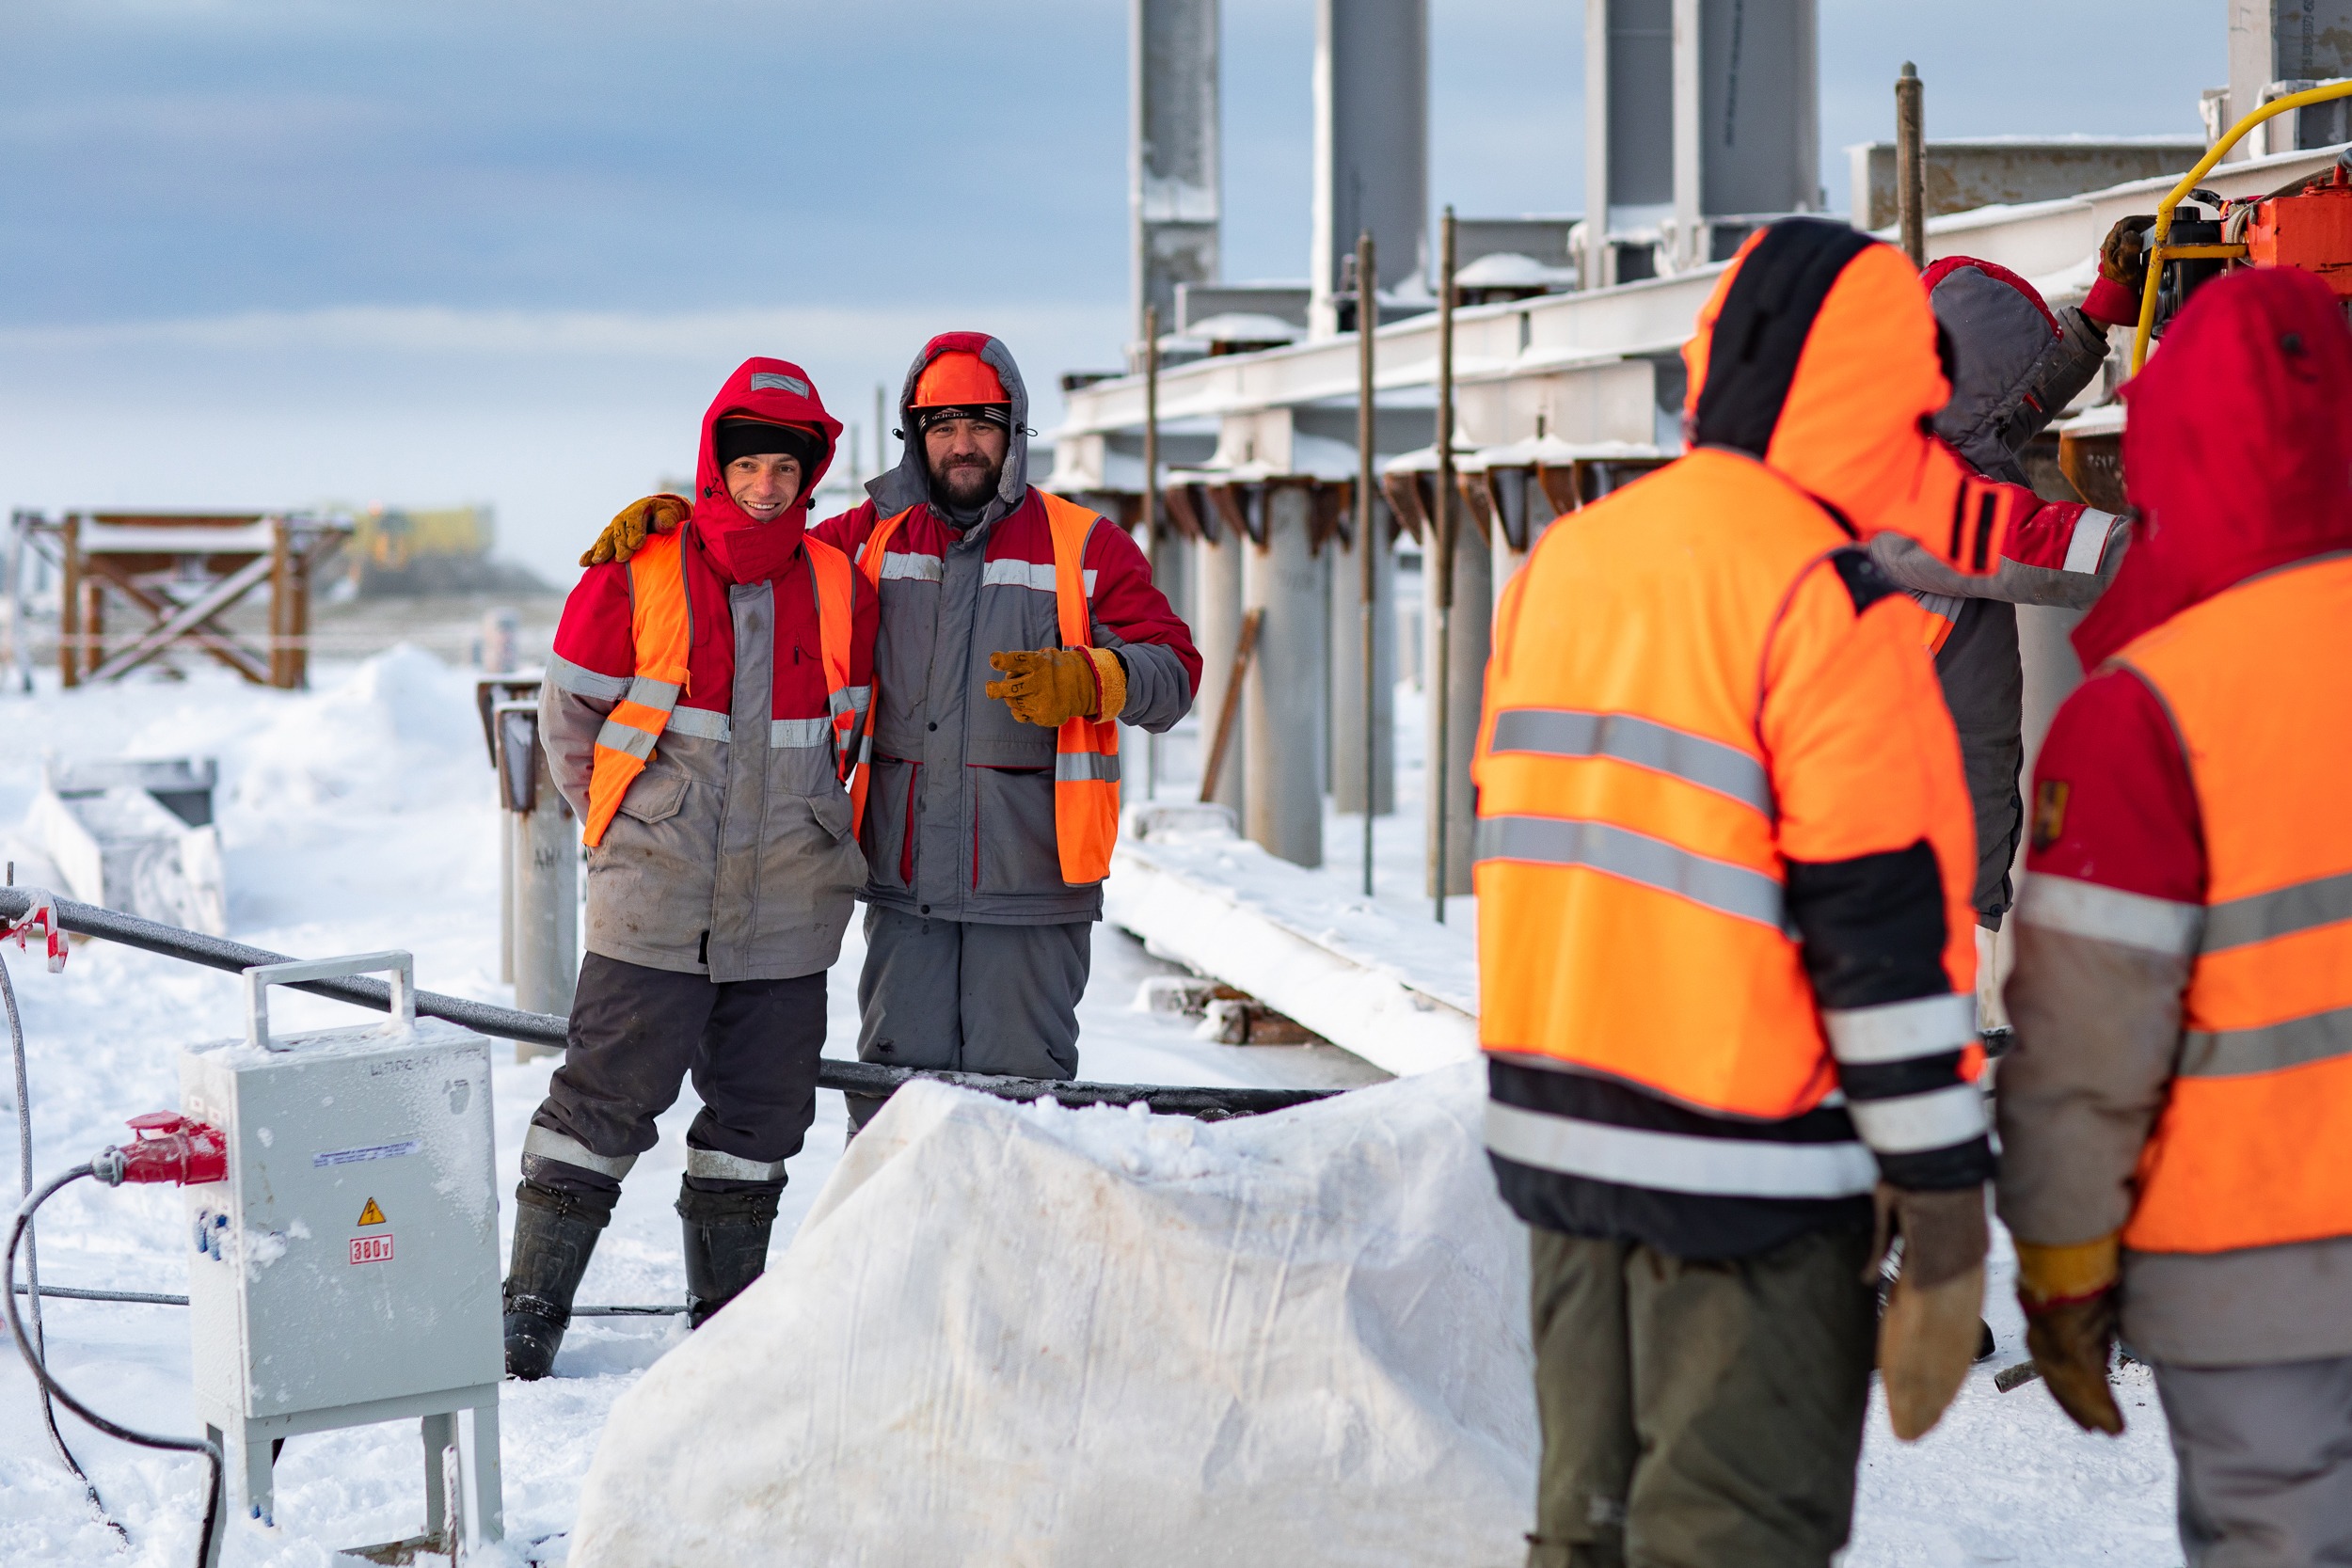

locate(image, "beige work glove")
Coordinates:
1868 1181 1989 1441
580 493 691 568
2016 1235 2125 1435
986 647 1126 727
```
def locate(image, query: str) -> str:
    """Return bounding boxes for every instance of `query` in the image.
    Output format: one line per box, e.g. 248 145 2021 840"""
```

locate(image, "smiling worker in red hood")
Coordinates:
2000 265 2352 1562
504 356 878 1380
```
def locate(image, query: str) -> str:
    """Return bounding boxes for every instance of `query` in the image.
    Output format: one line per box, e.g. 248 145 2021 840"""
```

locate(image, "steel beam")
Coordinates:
1310 0 1429 337
1133 0 1221 349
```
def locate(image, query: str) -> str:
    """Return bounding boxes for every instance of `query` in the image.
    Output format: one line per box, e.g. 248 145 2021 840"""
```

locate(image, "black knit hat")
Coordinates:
715 418 824 469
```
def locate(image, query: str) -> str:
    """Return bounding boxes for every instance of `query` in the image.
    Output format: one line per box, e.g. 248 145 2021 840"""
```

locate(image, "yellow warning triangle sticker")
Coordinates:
357 1197 386 1227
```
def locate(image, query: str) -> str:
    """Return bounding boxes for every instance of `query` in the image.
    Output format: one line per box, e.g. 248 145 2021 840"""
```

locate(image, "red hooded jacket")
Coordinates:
551 357 876 734
2028 266 2352 904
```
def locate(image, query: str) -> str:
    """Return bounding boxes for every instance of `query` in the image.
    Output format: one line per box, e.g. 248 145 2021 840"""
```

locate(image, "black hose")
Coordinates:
0 887 1340 1119
6 1167 222 1568
4 949 126 1546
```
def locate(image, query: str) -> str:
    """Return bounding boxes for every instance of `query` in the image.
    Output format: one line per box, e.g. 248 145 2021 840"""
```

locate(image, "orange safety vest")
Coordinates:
2112 553 2352 1255
582 525 872 848
1474 449 1978 1122
856 490 1120 885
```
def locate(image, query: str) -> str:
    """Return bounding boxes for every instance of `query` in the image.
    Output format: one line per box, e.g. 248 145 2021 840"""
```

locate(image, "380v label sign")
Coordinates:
349 1234 394 1265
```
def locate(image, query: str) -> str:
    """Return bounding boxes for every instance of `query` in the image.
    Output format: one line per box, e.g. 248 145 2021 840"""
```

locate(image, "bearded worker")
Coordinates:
583 334 1200 1128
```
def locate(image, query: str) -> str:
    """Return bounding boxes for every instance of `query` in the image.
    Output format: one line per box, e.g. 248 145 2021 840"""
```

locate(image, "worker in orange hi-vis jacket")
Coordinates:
1475 218 2018 1568
1999 265 2352 1567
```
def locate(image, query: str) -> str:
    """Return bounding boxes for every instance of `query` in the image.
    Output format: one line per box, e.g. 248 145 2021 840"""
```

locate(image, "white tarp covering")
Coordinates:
568 1062 1536 1568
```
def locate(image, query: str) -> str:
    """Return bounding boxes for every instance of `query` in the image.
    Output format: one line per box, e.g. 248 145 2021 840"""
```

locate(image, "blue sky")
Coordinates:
0 0 2218 578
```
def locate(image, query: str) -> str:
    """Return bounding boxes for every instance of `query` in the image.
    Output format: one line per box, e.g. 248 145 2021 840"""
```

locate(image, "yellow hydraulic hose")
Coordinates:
2133 79 2352 372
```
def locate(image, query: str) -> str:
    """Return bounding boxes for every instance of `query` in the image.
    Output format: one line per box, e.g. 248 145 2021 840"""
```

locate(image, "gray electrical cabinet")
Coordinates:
180 952 502 1561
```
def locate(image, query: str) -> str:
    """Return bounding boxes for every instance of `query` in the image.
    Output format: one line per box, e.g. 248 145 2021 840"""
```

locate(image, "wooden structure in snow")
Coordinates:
14 510 349 689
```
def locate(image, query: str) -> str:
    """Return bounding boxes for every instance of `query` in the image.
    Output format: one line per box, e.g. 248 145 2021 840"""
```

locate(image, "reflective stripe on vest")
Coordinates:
2112 553 2352 1256
582 526 868 847
803 532 873 835
857 495 1121 886
1041 492 1120 884
582 529 691 847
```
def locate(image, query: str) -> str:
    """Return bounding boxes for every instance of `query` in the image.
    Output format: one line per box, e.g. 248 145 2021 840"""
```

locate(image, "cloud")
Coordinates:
0 302 1126 363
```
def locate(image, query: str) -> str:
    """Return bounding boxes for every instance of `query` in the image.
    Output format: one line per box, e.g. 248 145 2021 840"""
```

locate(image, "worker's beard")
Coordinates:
929 452 1003 513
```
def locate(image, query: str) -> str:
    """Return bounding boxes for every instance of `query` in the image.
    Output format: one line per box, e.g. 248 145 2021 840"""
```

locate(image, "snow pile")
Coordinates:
230 642 483 816
568 1063 1536 1568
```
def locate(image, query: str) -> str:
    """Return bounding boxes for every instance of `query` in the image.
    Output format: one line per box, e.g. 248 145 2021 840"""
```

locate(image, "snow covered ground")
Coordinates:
0 651 2182 1565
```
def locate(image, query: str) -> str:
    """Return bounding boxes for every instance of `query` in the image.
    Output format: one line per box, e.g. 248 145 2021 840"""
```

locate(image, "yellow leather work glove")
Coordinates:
580 493 691 568
1869 1182 1989 1441
2098 215 2155 296
985 647 1126 727
2016 1235 2124 1436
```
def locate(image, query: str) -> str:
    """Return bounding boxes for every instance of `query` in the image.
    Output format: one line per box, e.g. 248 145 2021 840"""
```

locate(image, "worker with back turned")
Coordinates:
1999 265 2352 1565
1475 218 2017 1566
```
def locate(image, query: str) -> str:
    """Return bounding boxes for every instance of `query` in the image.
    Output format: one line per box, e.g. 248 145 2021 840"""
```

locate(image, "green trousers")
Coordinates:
1525 1226 1878 1568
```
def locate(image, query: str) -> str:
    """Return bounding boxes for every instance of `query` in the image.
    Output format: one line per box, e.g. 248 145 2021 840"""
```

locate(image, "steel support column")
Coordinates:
1133 0 1221 350
1244 487 1325 867
1310 0 1428 337
1193 531 1248 814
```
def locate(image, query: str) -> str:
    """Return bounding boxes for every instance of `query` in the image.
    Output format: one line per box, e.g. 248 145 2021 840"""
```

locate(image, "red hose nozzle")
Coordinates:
96 1113 228 1187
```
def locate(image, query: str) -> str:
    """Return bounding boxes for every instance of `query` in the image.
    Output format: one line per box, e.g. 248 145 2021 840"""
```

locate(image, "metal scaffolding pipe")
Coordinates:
1331 511 1397 820
1244 486 1326 868
1335 232 1394 841
0 889 1333 1120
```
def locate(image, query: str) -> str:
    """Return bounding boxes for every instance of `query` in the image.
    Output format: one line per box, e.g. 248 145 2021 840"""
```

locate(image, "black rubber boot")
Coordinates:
677 1182 782 1329
503 1180 615 1380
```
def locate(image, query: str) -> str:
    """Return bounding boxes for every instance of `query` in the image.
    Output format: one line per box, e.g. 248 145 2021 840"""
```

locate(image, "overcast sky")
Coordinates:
0 0 2219 580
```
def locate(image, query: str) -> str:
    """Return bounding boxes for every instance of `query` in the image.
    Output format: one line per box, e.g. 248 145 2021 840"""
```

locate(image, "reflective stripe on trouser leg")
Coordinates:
684 1146 790 1182
523 1123 639 1180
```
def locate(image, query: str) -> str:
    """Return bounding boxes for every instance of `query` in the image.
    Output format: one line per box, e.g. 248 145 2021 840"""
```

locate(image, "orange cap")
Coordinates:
911 350 1009 407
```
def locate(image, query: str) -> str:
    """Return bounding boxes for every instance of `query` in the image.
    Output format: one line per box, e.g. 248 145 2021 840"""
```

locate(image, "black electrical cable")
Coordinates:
7 1168 222 1568
4 948 127 1546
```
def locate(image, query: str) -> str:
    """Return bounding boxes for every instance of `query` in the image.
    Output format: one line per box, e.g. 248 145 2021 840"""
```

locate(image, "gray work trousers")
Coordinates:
1526 1226 1878 1568
2157 1354 2352 1567
850 904 1089 1128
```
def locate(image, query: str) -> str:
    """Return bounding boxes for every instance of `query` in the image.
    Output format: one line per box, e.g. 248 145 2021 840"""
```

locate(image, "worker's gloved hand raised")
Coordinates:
2015 1235 2125 1435
1868 1181 1989 1441
986 647 1126 728
580 494 691 568
2098 214 2156 296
